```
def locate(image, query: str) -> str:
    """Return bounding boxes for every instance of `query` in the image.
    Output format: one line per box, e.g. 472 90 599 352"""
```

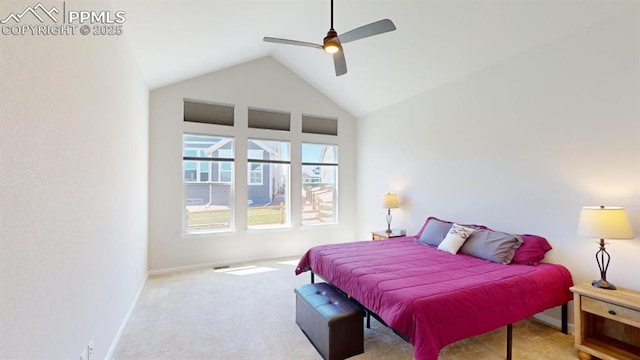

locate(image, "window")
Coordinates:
182 134 234 233
247 139 290 228
302 143 338 225
217 149 233 183
181 101 340 233
249 163 263 185
248 149 264 185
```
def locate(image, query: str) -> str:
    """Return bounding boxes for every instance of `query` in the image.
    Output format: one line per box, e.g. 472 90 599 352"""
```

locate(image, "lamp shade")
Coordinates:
382 193 399 209
577 206 634 239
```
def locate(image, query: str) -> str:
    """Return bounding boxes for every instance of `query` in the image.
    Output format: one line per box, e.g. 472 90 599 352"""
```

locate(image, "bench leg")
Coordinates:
506 324 512 360
311 272 314 284
367 312 370 329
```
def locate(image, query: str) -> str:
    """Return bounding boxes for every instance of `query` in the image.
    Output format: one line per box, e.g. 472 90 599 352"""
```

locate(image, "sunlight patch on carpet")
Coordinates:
277 260 300 266
214 265 255 273
214 265 279 276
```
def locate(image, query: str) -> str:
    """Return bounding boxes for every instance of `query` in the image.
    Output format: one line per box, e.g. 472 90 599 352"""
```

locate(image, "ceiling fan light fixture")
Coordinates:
323 30 342 54
324 41 341 54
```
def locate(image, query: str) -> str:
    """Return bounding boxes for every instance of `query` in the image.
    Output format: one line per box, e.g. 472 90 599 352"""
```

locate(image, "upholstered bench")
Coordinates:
295 283 364 360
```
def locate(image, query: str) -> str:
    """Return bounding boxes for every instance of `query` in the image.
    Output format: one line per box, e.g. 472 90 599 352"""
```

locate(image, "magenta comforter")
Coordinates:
295 237 573 360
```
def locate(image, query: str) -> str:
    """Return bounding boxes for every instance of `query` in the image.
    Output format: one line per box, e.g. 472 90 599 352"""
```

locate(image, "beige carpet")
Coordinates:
112 258 577 360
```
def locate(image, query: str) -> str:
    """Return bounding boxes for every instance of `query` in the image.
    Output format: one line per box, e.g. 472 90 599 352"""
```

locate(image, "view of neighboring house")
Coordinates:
183 135 338 230
183 136 284 207
183 134 233 207
183 135 295 231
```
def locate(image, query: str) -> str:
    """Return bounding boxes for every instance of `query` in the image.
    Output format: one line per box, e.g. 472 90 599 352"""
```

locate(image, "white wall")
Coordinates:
0 14 149 360
148 56 357 272
357 9 640 323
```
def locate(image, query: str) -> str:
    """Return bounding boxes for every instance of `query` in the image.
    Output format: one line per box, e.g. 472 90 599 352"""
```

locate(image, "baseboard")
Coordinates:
105 273 149 359
148 261 234 276
533 312 574 335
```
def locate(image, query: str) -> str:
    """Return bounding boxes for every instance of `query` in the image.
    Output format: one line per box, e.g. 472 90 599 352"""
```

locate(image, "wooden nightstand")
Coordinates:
570 283 640 360
371 229 405 240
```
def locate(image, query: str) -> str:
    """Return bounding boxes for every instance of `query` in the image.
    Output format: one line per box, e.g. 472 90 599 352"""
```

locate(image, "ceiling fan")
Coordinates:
263 0 396 76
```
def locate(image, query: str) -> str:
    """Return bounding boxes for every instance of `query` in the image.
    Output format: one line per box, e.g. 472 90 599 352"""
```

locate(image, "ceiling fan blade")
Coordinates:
333 50 347 76
263 37 323 50
339 19 396 44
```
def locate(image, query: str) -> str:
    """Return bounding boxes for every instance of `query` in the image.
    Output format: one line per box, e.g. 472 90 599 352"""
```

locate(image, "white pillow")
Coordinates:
437 223 475 254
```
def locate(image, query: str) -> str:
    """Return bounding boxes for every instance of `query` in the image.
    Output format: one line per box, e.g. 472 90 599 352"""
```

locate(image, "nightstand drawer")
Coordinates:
582 296 640 328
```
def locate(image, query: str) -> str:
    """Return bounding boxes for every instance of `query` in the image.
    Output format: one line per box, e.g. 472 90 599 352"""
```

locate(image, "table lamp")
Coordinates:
577 206 635 290
382 193 399 234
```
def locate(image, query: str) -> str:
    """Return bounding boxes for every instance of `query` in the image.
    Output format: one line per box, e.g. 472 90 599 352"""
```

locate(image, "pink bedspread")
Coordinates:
295 237 573 360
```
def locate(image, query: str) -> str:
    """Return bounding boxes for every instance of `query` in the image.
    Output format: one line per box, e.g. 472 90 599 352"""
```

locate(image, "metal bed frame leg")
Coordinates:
506 324 512 360
561 303 568 334
309 272 371 329
503 302 567 360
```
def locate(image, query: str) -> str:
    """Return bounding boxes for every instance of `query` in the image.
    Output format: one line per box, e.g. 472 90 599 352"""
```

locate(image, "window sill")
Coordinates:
301 223 339 228
246 224 292 232
181 229 236 239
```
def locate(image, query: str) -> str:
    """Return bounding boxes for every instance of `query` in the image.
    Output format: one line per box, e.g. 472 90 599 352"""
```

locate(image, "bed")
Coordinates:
295 219 574 360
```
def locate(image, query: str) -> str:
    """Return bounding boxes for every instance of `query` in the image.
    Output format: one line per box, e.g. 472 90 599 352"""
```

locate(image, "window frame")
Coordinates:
182 134 235 234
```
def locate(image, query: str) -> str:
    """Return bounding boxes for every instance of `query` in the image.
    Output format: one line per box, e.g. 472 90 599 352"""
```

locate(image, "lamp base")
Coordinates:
386 209 392 234
592 279 616 290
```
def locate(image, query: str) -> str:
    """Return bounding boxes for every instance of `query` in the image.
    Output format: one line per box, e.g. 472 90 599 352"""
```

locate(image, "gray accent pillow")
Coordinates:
437 224 475 254
417 219 452 246
460 229 523 264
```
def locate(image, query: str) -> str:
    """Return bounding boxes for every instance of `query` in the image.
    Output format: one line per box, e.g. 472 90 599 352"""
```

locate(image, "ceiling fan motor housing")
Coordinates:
323 29 342 53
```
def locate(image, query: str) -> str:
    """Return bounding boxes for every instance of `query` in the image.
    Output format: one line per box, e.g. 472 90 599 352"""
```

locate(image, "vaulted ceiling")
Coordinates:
116 0 637 117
